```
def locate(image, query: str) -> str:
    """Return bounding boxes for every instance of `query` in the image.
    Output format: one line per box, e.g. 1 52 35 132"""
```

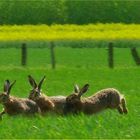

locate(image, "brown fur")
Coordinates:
28 75 66 115
49 96 66 114
29 94 66 115
28 75 55 114
31 95 55 114
64 84 128 115
0 80 41 119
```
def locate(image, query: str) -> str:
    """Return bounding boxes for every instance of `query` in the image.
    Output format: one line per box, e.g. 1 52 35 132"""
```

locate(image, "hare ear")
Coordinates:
78 84 89 97
74 84 80 93
28 75 37 89
7 80 16 95
38 76 46 91
4 80 10 92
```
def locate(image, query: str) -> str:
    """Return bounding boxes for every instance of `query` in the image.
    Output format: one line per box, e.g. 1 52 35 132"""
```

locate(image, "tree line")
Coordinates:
0 0 139 25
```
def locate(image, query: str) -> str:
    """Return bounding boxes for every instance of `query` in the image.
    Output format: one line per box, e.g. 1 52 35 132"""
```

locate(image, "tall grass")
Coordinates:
0 66 140 139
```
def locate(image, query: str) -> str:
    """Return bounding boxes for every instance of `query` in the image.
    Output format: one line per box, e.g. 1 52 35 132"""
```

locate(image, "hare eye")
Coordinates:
4 96 7 99
35 92 39 97
2 96 7 100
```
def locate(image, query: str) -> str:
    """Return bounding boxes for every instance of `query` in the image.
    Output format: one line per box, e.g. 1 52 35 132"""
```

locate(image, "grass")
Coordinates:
0 46 140 139
0 47 139 68
0 24 140 41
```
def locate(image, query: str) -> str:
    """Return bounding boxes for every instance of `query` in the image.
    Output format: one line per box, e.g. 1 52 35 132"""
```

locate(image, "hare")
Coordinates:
28 75 55 114
63 84 128 115
28 75 66 115
0 80 41 119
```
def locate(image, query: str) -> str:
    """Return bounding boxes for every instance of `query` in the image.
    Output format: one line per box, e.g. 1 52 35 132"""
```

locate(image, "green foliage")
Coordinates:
0 0 140 24
0 0 67 25
0 66 140 138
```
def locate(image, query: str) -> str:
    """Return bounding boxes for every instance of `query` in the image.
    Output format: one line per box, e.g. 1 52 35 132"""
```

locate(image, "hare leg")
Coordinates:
117 105 123 114
121 98 128 114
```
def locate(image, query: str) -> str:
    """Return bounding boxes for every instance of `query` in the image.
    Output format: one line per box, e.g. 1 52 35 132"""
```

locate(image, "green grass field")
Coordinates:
0 47 139 68
0 46 140 139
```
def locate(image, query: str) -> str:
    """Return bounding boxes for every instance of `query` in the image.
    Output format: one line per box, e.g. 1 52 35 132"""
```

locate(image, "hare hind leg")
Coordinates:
121 98 128 114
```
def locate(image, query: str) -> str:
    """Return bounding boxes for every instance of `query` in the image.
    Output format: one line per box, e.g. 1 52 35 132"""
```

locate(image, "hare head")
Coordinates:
28 75 46 100
64 84 89 114
0 80 16 104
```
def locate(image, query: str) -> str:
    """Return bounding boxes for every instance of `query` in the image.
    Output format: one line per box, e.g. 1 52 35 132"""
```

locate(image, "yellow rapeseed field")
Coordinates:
0 24 140 41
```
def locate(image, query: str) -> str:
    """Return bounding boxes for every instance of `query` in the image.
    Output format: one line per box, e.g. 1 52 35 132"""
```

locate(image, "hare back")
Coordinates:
81 88 121 114
92 88 121 107
4 97 40 115
49 96 66 105
49 96 66 114
34 96 54 113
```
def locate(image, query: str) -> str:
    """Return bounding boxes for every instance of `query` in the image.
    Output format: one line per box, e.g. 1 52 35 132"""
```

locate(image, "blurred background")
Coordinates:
0 0 140 69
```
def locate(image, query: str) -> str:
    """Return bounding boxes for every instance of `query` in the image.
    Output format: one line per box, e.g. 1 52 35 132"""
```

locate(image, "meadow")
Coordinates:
0 46 140 139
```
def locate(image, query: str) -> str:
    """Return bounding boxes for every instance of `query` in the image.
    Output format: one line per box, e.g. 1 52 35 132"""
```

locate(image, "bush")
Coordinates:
0 0 140 25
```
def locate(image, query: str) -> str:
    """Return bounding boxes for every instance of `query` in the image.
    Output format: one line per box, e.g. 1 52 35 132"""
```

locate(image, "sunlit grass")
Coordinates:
0 47 139 138
0 66 139 139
